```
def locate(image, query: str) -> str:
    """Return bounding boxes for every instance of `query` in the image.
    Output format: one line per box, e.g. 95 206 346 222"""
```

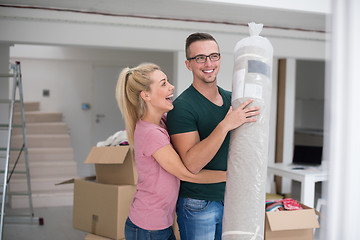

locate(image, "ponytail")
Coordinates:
116 63 161 147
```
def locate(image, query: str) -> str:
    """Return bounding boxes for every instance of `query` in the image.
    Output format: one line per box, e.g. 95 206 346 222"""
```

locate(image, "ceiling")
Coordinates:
0 0 329 33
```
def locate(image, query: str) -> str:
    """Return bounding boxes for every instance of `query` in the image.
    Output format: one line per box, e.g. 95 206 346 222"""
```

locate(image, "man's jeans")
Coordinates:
176 197 224 240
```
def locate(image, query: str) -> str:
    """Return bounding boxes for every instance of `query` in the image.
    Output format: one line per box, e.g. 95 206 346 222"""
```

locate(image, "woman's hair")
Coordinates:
116 63 161 147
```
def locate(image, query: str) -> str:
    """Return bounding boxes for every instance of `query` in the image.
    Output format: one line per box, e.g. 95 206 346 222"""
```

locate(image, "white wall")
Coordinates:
0 7 327 176
0 7 326 58
9 45 283 179
10 45 174 176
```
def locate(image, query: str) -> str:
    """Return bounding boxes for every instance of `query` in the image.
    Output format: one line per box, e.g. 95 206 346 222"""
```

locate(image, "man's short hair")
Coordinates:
185 32 218 58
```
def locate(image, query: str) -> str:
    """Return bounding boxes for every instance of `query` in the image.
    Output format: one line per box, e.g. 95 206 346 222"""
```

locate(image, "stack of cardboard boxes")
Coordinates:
72 146 137 240
68 145 319 240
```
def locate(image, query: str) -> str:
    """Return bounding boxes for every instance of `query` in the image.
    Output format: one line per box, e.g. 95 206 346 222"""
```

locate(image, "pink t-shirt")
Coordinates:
129 117 180 230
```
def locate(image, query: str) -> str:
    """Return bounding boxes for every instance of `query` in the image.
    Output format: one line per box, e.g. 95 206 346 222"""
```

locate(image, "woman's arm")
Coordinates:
152 144 226 183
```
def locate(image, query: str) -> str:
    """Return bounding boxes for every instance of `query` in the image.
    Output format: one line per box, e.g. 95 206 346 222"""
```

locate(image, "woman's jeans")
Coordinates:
176 197 224 240
124 217 176 240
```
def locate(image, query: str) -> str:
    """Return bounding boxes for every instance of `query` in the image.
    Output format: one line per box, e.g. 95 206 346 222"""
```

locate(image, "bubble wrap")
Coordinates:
222 22 273 240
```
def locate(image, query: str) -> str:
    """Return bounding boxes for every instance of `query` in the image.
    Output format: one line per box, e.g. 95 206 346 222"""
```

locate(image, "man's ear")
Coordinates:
140 91 150 101
185 60 192 71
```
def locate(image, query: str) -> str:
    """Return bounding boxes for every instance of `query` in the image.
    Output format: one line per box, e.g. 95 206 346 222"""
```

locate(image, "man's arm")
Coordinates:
171 99 260 174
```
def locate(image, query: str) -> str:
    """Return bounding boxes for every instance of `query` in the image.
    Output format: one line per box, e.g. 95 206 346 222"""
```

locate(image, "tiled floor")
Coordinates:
3 206 87 240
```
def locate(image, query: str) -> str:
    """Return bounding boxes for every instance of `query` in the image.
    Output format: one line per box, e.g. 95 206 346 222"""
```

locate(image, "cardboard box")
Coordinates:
85 233 113 240
265 203 320 240
73 179 136 240
85 146 137 185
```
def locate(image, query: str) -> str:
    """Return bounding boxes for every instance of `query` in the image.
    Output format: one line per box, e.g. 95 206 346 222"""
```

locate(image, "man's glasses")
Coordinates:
187 53 221 63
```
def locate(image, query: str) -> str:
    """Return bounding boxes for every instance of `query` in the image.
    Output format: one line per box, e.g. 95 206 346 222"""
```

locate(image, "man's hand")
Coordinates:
221 99 260 132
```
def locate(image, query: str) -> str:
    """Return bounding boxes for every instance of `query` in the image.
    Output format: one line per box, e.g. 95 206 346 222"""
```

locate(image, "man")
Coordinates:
167 32 260 239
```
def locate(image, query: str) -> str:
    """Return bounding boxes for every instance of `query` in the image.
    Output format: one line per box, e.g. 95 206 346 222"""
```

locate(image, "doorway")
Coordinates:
92 65 126 146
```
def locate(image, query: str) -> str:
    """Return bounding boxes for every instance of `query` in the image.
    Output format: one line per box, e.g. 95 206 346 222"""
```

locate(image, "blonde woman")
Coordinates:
116 63 226 240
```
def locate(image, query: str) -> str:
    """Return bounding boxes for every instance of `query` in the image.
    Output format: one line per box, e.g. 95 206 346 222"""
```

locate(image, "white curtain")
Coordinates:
321 0 360 239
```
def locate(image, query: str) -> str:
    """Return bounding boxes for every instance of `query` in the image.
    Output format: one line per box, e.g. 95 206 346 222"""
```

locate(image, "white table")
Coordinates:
267 163 328 208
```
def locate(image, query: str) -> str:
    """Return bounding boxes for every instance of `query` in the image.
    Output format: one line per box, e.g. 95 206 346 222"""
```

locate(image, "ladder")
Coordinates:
0 61 41 239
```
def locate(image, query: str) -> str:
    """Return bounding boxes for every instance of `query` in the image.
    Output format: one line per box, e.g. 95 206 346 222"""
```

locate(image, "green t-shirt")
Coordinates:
167 85 231 201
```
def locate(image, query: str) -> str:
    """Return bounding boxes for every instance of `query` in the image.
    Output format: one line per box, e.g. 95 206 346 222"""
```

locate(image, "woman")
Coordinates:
116 63 226 240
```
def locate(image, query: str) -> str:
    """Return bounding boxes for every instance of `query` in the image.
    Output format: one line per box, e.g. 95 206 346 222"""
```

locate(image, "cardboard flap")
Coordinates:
300 202 321 217
55 176 96 185
85 146 130 164
266 209 320 231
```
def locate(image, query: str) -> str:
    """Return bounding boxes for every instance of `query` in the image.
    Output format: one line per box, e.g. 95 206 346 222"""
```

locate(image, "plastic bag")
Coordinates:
222 22 273 240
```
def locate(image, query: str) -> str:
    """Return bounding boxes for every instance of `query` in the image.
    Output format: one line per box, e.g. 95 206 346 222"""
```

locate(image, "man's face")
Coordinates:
185 40 221 85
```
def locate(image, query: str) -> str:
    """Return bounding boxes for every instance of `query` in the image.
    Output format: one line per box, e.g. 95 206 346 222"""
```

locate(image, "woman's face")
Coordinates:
145 70 175 114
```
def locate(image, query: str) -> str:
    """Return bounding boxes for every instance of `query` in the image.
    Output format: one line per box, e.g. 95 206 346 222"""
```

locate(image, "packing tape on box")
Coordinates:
92 214 99 234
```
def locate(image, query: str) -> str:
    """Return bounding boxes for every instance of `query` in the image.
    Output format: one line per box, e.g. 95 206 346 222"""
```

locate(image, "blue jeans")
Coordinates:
125 217 176 240
176 197 224 240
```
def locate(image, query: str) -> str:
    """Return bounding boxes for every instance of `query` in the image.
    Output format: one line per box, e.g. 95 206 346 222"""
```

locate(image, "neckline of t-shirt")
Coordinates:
139 118 166 129
190 84 227 108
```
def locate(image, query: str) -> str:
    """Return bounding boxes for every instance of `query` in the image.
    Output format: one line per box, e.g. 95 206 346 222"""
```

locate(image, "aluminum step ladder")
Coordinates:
0 62 43 239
